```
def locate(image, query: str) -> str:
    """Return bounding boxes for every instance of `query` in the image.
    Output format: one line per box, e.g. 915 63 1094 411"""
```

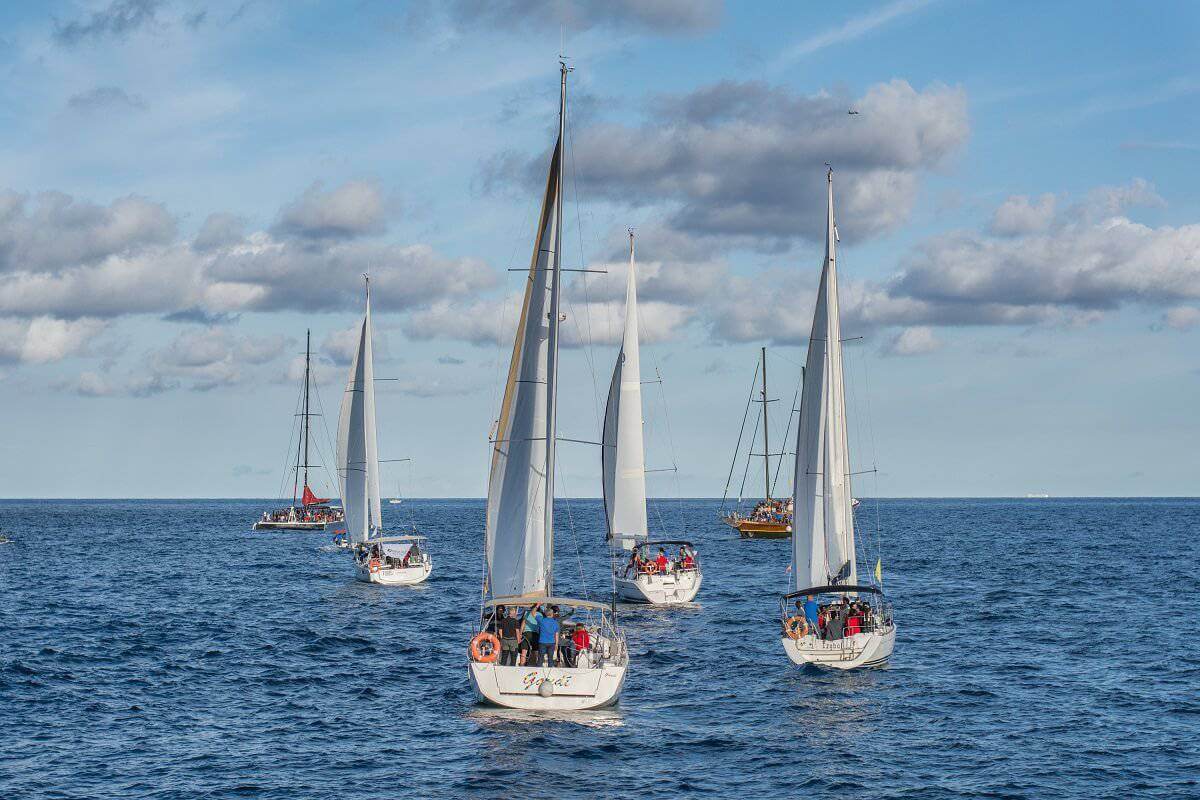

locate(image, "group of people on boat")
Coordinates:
478 604 596 668
788 594 876 641
356 541 423 570
748 498 793 524
259 506 343 524
623 545 696 578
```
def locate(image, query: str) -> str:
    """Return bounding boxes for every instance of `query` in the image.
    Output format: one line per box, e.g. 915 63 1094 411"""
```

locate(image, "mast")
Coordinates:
302 329 311 496
543 62 568 595
761 346 770 500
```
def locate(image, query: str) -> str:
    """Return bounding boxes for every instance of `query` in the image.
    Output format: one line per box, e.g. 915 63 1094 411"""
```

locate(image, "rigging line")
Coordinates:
654 364 686 524
273 377 306 506
737 408 762 504
720 359 761 512
770 367 804 497
555 458 590 603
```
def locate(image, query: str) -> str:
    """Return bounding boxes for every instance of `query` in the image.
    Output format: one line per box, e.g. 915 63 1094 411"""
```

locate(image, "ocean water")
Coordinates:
1 497 1197 799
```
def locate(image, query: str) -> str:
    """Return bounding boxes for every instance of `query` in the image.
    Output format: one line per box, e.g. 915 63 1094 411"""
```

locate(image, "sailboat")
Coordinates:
779 169 895 669
721 348 793 539
253 330 344 531
467 63 629 710
336 277 432 586
606 231 702 604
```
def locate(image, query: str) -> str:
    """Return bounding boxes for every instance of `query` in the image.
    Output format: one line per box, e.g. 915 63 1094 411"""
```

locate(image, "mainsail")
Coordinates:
792 170 857 590
484 68 567 598
336 281 382 545
602 232 648 551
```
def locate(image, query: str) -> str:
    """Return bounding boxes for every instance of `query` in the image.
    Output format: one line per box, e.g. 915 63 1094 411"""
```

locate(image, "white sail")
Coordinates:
602 233 648 551
484 131 562 598
792 170 857 590
336 283 381 545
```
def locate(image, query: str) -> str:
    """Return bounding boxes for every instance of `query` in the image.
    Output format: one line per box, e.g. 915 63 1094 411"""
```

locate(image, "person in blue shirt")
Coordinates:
519 604 542 666
803 595 820 630
536 606 561 667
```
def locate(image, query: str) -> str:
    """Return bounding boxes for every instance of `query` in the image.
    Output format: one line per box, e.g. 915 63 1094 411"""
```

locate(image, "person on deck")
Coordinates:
803 594 820 631
521 604 542 664
537 607 560 667
572 623 591 666
498 606 522 667
655 548 669 573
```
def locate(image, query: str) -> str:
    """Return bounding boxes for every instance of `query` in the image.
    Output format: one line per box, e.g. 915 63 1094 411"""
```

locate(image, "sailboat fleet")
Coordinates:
249 64 897 704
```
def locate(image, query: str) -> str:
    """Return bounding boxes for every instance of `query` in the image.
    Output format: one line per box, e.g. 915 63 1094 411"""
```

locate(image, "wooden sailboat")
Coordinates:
779 169 895 669
336 278 432 586
467 64 629 710
253 330 344 531
606 232 702 604
721 348 793 539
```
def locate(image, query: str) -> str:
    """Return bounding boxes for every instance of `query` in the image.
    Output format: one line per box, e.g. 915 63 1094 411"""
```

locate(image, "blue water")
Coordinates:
2 498 1198 799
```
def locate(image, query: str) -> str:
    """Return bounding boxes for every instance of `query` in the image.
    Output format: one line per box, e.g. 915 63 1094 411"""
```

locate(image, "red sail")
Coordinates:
301 485 328 506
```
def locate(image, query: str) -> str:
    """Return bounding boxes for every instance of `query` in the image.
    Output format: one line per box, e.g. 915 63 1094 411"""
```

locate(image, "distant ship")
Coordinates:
1025 493 1051 499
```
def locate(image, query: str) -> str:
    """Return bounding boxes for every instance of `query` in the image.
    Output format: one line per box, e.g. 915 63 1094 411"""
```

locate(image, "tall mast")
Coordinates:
761 346 770 500
302 329 311 496
543 62 568 595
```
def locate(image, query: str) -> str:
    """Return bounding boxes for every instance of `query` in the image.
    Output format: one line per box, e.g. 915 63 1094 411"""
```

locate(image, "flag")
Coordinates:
874 558 883 585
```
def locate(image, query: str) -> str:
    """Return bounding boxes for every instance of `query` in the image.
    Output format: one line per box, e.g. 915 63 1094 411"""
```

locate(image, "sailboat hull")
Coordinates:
468 661 627 711
253 520 330 531
781 624 896 670
727 518 791 538
615 569 702 604
354 559 432 585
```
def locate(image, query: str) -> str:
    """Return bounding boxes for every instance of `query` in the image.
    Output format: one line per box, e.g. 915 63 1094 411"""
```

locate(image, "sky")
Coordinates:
0 0 1198 499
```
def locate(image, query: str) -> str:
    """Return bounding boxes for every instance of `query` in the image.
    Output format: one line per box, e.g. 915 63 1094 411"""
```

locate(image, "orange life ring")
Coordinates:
368 559 381 573
470 632 500 663
642 562 659 575
784 616 809 640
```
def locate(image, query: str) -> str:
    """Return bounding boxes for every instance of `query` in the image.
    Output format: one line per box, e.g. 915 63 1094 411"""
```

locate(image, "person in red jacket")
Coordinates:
655 548 669 573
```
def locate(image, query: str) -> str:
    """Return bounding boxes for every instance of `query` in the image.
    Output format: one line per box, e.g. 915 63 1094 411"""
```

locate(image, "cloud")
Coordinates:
489 79 967 248
0 317 107 364
890 180 1199 321
67 86 147 114
193 212 246 252
322 326 364 366
0 184 496 321
54 0 162 46
1162 306 1200 331
272 181 388 240
65 369 177 398
0 191 175 273
990 194 1056 236
883 326 942 356
437 355 465 365
415 0 722 36
772 0 936 70
143 328 292 391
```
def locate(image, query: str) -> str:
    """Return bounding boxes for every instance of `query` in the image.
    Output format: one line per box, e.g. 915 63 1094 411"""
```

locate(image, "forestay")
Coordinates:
792 171 857 590
336 284 382 545
484 132 562 598
602 233 649 551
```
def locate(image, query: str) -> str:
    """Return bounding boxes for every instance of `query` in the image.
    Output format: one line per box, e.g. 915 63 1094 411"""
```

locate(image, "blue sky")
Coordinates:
0 0 1197 498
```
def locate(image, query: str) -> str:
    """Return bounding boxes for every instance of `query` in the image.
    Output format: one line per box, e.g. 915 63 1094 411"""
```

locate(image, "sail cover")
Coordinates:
602 236 648 551
484 134 561 598
336 288 382 545
792 171 857 590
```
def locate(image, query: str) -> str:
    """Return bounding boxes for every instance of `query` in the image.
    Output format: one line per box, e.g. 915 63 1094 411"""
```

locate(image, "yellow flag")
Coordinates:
874 558 883 584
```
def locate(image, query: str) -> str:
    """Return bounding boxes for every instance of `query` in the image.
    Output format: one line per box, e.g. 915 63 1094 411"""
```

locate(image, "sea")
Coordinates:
1 497 1197 799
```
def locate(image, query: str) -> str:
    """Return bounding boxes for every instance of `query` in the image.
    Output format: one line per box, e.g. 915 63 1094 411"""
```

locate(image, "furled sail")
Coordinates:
336 283 382 545
484 132 562 598
602 233 648 551
792 170 857 590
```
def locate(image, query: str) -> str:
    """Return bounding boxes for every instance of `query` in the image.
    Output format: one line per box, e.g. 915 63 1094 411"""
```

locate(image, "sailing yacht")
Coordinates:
253 330 344 531
779 169 895 670
467 64 629 710
606 232 702 604
336 278 432 586
721 348 793 539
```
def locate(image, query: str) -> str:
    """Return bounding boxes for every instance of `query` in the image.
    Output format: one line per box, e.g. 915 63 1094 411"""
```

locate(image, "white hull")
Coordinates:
615 569 701 604
354 558 432 585
468 660 627 711
253 520 330 531
781 625 896 670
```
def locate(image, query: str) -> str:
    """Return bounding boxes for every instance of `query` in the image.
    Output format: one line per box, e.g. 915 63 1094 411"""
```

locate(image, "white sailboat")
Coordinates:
336 277 432 586
606 231 702 604
467 63 629 710
779 169 895 670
